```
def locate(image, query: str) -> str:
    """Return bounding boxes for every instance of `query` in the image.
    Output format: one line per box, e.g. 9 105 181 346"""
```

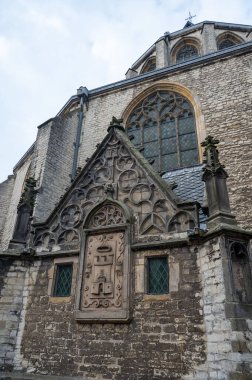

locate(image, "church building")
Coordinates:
0 19 252 380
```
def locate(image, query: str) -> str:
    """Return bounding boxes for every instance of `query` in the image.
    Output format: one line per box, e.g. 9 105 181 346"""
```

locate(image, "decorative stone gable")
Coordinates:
32 118 200 253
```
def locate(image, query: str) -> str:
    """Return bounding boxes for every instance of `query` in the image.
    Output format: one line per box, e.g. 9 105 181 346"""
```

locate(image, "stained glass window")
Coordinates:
176 44 199 63
126 91 199 172
54 264 73 297
148 257 168 294
218 39 236 50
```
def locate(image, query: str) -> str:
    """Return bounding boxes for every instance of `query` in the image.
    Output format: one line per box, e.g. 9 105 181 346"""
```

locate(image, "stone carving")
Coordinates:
202 135 236 228
229 241 252 304
89 204 126 227
82 232 124 309
60 205 82 228
33 122 199 252
168 211 196 232
12 177 37 243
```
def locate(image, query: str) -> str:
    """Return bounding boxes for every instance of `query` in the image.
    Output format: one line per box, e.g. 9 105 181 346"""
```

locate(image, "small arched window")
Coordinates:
126 91 199 172
218 39 236 50
176 44 199 63
217 33 243 51
141 57 156 74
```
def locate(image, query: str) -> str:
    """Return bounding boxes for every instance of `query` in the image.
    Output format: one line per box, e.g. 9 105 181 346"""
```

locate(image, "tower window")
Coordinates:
147 257 169 294
141 57 156 74
218 39 236 50
126 91 199 172
176 44 199 63
217 33 243 51
53 264 73 297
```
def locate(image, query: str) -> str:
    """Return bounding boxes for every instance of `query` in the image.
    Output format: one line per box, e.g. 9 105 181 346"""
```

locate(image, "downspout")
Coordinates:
71 86 89 181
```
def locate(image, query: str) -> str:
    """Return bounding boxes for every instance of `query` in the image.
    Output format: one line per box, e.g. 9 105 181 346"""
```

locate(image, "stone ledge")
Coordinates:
0 372 83 380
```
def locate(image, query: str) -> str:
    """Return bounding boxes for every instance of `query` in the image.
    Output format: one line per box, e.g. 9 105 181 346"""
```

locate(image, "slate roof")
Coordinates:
163 165 206 225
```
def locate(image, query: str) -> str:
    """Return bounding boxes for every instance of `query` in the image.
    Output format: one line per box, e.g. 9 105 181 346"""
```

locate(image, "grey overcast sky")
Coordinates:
0 0 251 182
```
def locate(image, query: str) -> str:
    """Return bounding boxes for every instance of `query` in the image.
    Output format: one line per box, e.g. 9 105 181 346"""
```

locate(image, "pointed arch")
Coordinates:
170 37 202 64
122 81 205 166
140 56 156 74
83 198 133 229
217 32 244 50
76 198 132 322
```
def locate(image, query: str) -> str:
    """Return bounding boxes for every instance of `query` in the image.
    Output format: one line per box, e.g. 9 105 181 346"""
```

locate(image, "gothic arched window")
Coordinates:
176 44 199 63
217 33 243 51
218 39 236 50
141 57 156 74
126 91 199 172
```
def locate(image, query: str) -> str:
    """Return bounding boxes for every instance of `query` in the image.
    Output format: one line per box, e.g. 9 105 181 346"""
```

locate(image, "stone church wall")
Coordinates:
0 258 28 371
0 235 251 379
0 159 31 251
186 236 252 379
0 176 15 245
1 51 251 246
77 52 252 230
32 116 77 223
11 244 207 380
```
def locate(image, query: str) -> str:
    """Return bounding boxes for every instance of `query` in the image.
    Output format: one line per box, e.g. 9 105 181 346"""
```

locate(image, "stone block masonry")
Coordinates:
16 246 206 380
78 52 252 230
32 115 77 223
0 176 14 246
1 51 251 246
0 258 26 371
0 158 31 251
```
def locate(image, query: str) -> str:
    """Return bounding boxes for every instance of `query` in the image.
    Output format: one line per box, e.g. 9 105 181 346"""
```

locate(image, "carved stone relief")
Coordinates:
229 241 252 304
33 127 199 252
76 202 131 322
89 205 126 228
81 232 124 309
168 211 196 233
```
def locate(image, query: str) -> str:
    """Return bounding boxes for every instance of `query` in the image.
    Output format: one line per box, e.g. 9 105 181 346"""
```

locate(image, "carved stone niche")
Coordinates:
229 241 252 304
75 200 132 323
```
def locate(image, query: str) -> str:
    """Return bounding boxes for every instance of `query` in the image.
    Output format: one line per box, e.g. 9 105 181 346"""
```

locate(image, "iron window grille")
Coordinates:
53 264 73 297
126 91 199 172
147 257 169 294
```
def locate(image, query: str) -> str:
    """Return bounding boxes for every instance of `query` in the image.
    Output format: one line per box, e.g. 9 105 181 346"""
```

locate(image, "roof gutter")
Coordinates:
57 40 252 116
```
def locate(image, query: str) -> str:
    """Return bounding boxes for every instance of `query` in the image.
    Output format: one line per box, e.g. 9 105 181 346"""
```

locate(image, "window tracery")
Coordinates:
217 33 243 51
126 91 199 172
176 44 199 63
141 57 156 74
218 39 236 50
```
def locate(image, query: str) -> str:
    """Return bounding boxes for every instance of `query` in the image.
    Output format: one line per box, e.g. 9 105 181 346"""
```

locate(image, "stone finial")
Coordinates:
107 117 124 132
201 136 236 229
201 136 227 176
